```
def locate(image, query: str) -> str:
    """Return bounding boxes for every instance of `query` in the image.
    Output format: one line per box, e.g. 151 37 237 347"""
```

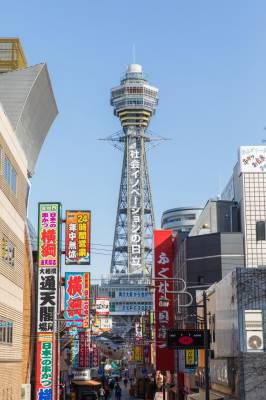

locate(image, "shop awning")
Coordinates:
72 380 102 386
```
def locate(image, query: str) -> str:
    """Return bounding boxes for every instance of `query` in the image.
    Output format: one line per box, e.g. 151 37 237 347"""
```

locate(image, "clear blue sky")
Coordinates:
2 1 266 280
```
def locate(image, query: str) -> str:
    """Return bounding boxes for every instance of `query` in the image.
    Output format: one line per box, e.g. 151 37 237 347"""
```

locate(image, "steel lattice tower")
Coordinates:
110 64 158 275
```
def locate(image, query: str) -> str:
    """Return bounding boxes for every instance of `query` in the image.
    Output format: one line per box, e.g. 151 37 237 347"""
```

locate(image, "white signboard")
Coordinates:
129 145 142 272
96 297 110 316
73 369 91 381
239 146 266 174
100 317 112 331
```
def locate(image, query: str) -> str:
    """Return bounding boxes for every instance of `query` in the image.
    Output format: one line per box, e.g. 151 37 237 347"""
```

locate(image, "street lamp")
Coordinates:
153 278 210 400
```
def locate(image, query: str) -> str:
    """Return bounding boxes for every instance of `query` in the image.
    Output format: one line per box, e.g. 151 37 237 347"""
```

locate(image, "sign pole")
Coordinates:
203 291 210 400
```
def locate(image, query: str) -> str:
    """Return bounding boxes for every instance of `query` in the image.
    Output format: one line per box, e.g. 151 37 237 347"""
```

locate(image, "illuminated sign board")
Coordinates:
154 229 175 371
38 203 60 267
65 210 91 265
64 272 90 328
36 202 61 400
167 329 209 349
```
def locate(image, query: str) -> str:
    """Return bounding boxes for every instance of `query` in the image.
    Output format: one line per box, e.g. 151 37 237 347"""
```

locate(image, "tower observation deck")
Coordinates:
110 64 158 275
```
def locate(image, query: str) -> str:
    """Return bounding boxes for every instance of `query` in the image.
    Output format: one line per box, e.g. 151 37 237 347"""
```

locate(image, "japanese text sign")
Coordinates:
154 229 175 371
95 297 110 316
36 203 61 400
64 272 90 328
37 267 57 333
38 203 60 267
65 210 91 265
239 146 266 174
36 338 54 400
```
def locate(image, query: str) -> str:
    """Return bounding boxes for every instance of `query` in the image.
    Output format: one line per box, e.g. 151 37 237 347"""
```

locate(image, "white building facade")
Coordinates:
222 146 266 268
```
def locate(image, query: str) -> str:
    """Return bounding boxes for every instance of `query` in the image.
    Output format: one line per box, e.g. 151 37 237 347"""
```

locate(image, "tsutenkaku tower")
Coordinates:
110 64 158 275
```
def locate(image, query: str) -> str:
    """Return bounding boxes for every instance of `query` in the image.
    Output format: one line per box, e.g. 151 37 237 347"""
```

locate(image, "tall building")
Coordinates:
110 63 158 275
161 207 202 240
0 38 58 400
222 146 266 268
99 64 157 336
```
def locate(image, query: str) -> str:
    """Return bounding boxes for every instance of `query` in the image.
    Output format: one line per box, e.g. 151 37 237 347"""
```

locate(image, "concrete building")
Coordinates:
174 200 244 322
189 200 239 237
176 146 266 398
0 38 57 400
161 207 202 240
99 274 153 337
221 146 266 268
196 268 266 400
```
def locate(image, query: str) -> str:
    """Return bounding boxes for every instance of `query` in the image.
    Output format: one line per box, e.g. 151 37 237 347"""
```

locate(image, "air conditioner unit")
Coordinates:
246 330 263 351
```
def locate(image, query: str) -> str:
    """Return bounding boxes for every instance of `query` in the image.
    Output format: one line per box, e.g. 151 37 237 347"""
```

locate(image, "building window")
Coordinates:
198 276 205 284
1 235 15 267
4 156 17 194
256 221 265 241
0 318 13 344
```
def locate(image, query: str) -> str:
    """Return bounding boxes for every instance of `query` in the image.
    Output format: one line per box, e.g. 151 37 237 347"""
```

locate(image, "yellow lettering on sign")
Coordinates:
185 349 195 366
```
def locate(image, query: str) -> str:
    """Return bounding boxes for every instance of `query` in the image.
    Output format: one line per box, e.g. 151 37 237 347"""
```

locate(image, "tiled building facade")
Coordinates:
0 39 58 400
222 146 266 268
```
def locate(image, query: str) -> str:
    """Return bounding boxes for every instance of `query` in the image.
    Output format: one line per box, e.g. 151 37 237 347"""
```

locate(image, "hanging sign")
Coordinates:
65 210 91 265
95 297 110 316
64 272 90 328
154 229 175 371
36 203 61 400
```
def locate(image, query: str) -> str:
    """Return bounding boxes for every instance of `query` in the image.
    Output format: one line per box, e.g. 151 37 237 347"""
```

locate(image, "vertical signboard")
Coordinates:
135 321 143 341
154 229 175 371
92 343 99 367
78 330 86 368
65 210 91 265
129 147 142 272
64 272 90 327
185 349 198 370
36 203 60 400
85 329 90 368
71 334 79 369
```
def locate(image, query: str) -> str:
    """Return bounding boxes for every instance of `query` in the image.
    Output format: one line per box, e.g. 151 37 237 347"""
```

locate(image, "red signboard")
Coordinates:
92 343 99 368
154 229 175 371
78 330 86 368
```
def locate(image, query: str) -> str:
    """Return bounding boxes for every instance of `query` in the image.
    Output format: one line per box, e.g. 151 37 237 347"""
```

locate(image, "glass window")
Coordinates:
256 221 265 241
0 319 13 344
4 156 17 194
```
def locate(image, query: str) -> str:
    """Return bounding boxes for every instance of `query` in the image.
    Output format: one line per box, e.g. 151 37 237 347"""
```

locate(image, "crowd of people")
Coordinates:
98 376 132 400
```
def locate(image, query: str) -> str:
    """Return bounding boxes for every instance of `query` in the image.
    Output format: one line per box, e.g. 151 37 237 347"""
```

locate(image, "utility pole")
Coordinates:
203 291 210 400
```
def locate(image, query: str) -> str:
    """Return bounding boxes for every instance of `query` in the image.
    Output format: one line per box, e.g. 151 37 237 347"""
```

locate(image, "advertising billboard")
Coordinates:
154 229 175 371
167 329 208 349
99 317 112 332
36 203 61 400
239 146 266 174
135 321 143 340
65 272 90 328
38 203 60 268
65 210 91 265
35 337 54 400
95 297 110 316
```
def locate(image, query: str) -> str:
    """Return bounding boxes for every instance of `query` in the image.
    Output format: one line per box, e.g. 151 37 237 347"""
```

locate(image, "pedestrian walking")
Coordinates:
99 386 105 400
115 384 122 400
